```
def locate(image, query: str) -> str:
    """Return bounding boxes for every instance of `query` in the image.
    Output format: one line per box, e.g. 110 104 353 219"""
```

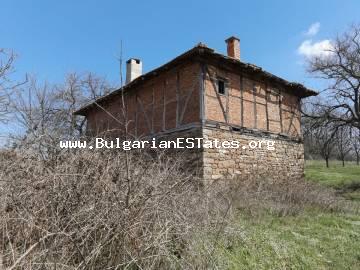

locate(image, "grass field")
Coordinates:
204 209 360 269
305 160 360 201
198 160 360 269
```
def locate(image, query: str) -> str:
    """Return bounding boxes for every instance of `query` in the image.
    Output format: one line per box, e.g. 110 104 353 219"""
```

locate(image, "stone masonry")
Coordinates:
202 127 304 181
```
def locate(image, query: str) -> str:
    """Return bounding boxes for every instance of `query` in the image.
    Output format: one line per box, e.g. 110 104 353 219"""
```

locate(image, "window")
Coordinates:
217 79 226 95
253 83 257 94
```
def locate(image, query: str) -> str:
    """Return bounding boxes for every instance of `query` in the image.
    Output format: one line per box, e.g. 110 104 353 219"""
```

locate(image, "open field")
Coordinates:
305 160 360 201
201 209 360 269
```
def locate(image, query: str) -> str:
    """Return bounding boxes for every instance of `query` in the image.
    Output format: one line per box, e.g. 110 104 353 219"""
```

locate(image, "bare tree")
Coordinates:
334 125 352 166
302 100 322 160
53 72 111 138
351 127 360 165
9 73 112 158
312 120 337 168
0 49 17 122
304 25 360 130
302 101 339 165
10 78 59 159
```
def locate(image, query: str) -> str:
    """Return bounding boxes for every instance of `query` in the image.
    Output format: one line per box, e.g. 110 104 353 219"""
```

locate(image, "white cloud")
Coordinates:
297 39 333 58
305 22 320 37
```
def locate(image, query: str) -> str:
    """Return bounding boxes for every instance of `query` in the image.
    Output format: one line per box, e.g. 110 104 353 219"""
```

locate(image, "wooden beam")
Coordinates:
162 80 166 131
151 86 154 134
135 93 138 137
176 71 180 127
279 89 283 133
253 82 257 129
225 75 229 124
287 111 295 135
137 96 152 133
240 74 244 127
200 63 206 123
265 84 269 131
205 66 227 123
179 76 196 124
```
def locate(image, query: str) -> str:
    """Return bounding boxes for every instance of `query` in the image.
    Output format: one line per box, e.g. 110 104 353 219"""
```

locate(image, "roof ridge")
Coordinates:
74 43 317 115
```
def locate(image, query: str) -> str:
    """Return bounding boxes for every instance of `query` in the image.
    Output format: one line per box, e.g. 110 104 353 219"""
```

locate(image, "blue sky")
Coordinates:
1 0 360 141
0 0 360 87
2 0 359 87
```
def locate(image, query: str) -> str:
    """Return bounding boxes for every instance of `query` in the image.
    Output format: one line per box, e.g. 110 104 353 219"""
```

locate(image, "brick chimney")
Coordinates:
225 36 240 60
126 58 142 84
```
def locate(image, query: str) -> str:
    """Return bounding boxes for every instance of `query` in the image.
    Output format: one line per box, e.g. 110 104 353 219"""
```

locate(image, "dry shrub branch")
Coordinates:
0 149 230 269
0 149 349 269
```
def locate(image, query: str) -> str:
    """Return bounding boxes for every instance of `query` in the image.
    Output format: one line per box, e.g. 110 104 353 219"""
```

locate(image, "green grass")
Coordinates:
305 160 360 201
305 160 360 187
201 209 360 269
194 160 360 269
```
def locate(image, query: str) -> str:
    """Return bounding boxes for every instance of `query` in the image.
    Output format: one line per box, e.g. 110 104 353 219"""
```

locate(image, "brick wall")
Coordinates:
203 64 302 139
86 61 202 138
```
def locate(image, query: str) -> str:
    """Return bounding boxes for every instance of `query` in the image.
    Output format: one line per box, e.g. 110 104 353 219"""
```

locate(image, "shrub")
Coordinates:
0 149 230 269
0 149 352 269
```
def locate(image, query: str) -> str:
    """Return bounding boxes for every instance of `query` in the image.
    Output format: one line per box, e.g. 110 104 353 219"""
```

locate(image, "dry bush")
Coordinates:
0 148 353 269
222 175 353 216
0 149 232 269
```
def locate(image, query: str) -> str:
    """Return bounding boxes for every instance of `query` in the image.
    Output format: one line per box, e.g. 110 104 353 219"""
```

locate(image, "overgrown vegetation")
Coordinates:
193 162 360 269
186 161 360 269
1 149 358 269
0 149 214 269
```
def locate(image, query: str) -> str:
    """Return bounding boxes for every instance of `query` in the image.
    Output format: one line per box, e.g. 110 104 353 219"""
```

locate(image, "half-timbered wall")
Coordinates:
203 64 302 138
86 62 201 138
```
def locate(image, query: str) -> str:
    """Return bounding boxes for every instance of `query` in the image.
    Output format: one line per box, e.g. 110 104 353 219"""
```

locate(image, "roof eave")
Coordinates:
74 44 317 116
74 45 212 116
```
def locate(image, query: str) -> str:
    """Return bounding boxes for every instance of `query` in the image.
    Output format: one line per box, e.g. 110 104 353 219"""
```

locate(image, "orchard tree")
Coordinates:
351 127 360 165
0 49 17 122
305 25 360 131
10 73 112 159
334 125 352 166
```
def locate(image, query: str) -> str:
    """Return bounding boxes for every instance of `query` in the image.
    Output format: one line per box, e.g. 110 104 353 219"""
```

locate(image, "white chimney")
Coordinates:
126 58 142 84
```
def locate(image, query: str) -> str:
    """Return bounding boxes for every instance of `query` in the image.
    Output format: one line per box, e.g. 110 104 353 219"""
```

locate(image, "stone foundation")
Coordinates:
143 125 305 183
201 127 304 182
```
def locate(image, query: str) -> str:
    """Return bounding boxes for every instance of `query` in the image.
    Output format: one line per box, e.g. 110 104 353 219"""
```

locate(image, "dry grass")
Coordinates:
0 149 218 269
227 176 345 216
0 149 350 269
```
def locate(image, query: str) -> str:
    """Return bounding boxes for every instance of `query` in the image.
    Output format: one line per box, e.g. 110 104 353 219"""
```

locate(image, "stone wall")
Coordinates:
152 125 305 183
201 126 304 182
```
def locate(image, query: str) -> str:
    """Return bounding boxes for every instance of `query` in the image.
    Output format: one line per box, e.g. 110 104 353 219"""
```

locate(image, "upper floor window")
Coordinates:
217 78 226 95
253 83 257 94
